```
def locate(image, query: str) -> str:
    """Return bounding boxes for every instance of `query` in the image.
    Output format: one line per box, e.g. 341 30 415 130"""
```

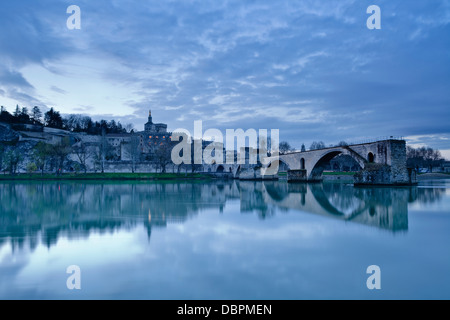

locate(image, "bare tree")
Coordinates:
310 141 326 150
125 123 135 133
128 134 141 173
50 137 72 175
279 141 293 154
407 145 444 171
155 143 173 173
93 129 115 173
73 143 93 173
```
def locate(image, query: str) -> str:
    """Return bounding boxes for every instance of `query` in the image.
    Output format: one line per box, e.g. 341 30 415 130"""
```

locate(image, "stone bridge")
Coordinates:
264 139 417 185
206 139 417 186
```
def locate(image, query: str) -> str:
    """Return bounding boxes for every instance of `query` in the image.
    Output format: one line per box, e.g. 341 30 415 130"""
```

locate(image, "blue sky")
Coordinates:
0 0 449 157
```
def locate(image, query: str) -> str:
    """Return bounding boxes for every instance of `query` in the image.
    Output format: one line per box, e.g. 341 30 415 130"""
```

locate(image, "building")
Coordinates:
144 110 167 133
139 110 173 158
118 110 173 161
0 110 178 173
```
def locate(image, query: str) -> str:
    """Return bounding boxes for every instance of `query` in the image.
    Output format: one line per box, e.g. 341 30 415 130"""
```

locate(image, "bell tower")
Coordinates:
145 109 154 131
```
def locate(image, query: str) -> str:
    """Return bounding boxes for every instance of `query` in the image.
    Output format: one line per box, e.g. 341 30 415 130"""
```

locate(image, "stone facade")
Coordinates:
137 110 173 159
353 140 417 186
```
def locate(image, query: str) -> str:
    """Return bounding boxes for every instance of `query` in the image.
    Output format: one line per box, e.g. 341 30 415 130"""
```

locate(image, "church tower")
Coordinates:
143 109 168 133
145 110 154 131
148 110 153 124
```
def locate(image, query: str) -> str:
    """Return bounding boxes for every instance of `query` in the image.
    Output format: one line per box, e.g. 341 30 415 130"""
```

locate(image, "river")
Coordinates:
0 179 449 299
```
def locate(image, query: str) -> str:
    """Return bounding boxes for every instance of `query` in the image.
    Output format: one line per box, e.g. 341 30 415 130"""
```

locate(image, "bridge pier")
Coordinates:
353 163 417 186
287 169 307 182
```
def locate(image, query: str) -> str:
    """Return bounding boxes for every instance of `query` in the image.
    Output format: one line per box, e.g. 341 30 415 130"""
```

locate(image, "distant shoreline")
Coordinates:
1 171 447 182
417 173 450 179
0 172 213 181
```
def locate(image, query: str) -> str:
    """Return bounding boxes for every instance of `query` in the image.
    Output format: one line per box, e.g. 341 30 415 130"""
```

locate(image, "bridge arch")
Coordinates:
308 149 364 181
309 151 342 181
216 165 224 173
264 158 291 176
233 165 242 177
368 152 375 163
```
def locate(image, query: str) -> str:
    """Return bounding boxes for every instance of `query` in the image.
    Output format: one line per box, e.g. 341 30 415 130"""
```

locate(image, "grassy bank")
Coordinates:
0 172 213 181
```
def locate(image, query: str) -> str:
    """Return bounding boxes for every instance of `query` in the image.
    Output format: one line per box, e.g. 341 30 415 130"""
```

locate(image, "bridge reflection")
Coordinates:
0 181 445 251
238 181 415 232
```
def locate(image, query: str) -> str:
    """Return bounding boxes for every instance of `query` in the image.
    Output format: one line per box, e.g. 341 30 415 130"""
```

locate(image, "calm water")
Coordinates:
0 179 449 300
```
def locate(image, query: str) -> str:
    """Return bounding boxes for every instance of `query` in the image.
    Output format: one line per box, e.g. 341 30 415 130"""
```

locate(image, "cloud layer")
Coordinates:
0 0 449 151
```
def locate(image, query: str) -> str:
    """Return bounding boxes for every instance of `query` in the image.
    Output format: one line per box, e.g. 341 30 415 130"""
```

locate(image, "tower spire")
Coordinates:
148 110 153 124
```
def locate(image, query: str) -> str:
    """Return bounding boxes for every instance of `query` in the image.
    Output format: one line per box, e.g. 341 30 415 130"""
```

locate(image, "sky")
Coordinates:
0 0 449 157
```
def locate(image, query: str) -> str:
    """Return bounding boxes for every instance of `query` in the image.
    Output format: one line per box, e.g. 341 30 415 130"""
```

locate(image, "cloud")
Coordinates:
0 0 449 151
0 67 34 90
50 86 67 95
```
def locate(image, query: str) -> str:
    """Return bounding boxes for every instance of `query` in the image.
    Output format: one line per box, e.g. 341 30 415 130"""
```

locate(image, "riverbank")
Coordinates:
0 172 213 181
417 173 450 180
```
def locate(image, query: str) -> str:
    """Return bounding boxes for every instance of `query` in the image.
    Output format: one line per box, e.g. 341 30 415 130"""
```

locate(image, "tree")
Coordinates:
17 107 31 124
13 105 20 118
0 144 4 173
128 134 141 173
301 144 306 152
3 149 22 174
407 145 444 171
94 130 114 173
32 142 53 175
50 137 72 175
63 114 79 131
31 106 43 124
73 143 93 173
125 123 134 133
279 141 293 155
155 143 173 173
310 141 326 150
0 108 14 124
109 120 118 133
337 141 348 147
26 162 38 174
45 108 63 129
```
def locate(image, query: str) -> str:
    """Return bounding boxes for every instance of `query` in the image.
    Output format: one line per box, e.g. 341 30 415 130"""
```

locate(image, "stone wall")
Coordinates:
100 161 180 173
354 140 418 186
354 163 392 185
287 169 307 182
388 140 414 184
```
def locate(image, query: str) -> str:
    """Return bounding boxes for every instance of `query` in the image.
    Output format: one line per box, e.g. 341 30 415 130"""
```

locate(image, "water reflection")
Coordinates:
0 181 446 251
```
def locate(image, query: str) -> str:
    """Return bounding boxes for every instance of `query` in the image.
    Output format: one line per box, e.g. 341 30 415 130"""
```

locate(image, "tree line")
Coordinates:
0 105 133 135
0 136 176 176
406 146 445 171
278 140 348 154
